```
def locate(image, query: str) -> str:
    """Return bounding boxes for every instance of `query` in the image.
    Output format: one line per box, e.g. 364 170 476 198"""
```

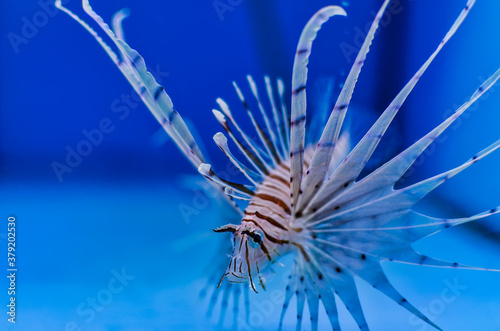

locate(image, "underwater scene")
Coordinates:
2 0 500 330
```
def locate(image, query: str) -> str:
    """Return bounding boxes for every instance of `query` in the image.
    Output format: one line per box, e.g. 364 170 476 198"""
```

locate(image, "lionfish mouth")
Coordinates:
225 271 248 284
224 257 247 283
218 242 262 292
218 269 261 293
217 265 251 290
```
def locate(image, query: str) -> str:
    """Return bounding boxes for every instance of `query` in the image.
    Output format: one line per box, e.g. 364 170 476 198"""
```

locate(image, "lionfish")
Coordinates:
56 0 499 330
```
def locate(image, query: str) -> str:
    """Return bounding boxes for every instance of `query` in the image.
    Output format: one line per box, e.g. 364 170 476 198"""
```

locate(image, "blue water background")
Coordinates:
1 0 500 330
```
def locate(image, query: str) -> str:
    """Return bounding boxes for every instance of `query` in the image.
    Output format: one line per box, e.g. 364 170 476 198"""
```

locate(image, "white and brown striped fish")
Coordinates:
56 0 500 330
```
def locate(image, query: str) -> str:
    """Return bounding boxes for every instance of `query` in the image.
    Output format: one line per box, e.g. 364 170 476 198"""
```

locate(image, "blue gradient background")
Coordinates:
1 0 500 330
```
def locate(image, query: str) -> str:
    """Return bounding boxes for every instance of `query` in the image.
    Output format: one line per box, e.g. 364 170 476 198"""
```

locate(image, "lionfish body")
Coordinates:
57 0 500 330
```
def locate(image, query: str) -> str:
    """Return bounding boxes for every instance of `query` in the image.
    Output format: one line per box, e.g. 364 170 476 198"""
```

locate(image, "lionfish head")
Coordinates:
213 223 276 292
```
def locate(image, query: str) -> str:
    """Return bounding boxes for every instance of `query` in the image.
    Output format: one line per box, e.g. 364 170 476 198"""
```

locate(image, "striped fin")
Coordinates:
301 271 320 331
305 205 498 331
58 1 205 167
307 0 478 215
281 250 343 331
289 6 347 208
296 0 391 214
308 241 442 330
314 222 496 271
212 109 269 177
309 66 500 221
313 208 500 238
311 205 500 273
111 9 129 41
359 138 500 218
56 1 248 216
306 244 369 331
233 81 278 166
277 77 290 154
216 99 271 174
85 0 205 165
224 187 252 201
316 277 341 331
264 75 288 160
309 136 500 228
328 274 368 331
213 132 262 186
198 164 255 198
81 0 204 162
55 1 120 65
344 251 443 330
295 268 307 331
278 263 299 331
247 75 282 163
114 39 205 162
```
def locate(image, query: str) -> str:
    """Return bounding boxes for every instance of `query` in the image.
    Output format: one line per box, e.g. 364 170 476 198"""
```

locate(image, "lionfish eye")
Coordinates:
244 229 263 248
